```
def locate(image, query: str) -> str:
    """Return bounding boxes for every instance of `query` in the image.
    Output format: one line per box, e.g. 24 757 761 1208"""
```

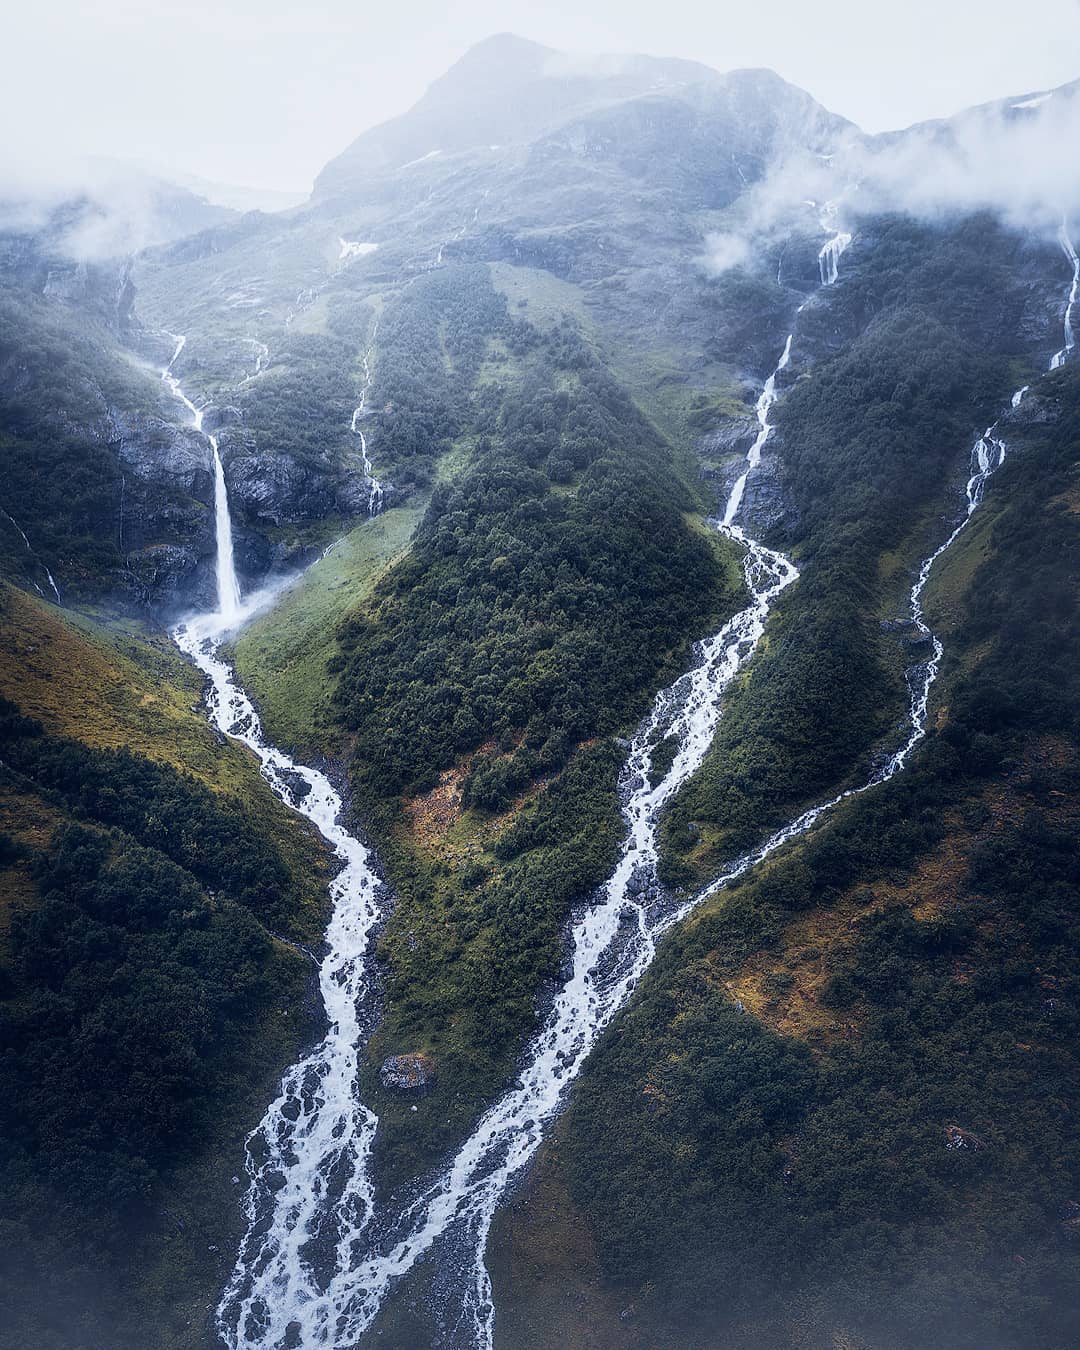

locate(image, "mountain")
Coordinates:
1 33 1079 1350
315 33 854 212
315 33 719 188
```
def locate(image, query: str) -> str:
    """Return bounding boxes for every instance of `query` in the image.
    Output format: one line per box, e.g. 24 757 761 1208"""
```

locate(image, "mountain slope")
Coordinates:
493 363 1080 1350
2 33 1079 1350
314 34 724 190
0 585 334 1349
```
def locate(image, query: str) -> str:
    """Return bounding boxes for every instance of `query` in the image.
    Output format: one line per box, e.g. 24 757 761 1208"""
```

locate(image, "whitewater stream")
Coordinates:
1050 220 1078 370
159 341 390 1347
162 211 1072 1347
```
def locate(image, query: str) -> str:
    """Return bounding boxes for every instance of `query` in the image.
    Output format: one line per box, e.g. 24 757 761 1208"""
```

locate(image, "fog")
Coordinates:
4 3 1079 266
701 82 1080 276
4 0 1080 195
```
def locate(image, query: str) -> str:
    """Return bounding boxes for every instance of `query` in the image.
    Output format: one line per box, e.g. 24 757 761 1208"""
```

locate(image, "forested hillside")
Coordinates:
0 587 333 1348
492 335 1080 1350
1 30 1078 1350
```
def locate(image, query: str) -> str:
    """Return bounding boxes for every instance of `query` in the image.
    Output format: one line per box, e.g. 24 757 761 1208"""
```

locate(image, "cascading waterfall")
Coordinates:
161 335 241 620
186 628 388 1350
161 333 392 1346
1050 219 1078 370
236 240 831 1350
818 201 852 286
349 323 384 516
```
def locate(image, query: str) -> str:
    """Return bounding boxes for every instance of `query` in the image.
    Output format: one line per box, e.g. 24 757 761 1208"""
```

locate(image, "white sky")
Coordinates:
5 0 1080 192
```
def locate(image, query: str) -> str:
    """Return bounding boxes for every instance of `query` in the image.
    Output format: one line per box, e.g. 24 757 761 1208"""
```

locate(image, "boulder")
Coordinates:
379 1052 438 1094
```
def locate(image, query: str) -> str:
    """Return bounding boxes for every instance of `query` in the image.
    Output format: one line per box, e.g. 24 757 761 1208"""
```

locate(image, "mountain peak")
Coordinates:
314 34 721 194
449 32 555 71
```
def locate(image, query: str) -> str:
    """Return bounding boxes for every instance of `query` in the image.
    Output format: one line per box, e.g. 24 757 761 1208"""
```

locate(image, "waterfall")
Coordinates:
818 201 852 286
176 618 387 1350
162 330 390 1347
724 334 793 525
1 507 61 604
161 334 241 619
1050 220 1078 370
210 436 241 621
350 322 384 516
213 237 837 1350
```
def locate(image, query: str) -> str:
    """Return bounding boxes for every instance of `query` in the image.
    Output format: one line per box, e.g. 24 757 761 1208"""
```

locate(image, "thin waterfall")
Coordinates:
161 323 391 1345
1050 219 1078 370
161 334 241 619
349 322 384 516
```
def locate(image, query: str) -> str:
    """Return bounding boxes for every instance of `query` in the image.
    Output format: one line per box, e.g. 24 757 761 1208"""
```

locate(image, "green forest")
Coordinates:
545 360 1080 1350
662 216 1030 884
319 272 746 1179
0 691 326 1347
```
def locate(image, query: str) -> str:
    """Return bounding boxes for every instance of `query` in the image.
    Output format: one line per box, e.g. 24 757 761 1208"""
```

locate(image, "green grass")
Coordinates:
0 582 333 941
230 503 424 754
489 262 589 330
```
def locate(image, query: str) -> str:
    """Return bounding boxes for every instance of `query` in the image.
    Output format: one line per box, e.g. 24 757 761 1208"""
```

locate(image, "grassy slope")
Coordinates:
230 502 425 754
223 259 747 1188
0 583 331 938
0 584 335 1349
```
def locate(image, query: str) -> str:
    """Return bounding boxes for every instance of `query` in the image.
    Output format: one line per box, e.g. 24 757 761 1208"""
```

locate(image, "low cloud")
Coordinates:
0 149 229 261
710 83 1080 272
700 231 753 275
854 86 1080 231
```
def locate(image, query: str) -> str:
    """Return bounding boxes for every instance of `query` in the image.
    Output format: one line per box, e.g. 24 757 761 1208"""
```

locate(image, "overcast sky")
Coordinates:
6 0 1080 193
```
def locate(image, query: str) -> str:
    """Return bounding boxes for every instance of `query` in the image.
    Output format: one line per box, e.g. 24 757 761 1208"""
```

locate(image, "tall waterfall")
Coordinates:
161 335 241 619
162 326 392 1343
818 201 852 286
349 323 384 516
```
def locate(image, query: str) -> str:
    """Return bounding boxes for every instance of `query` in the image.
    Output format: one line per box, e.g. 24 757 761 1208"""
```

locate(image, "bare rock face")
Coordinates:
699 415 759 465
379 1053 438 1094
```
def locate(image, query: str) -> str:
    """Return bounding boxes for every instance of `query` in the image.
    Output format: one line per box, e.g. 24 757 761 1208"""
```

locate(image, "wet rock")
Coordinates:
699 415 758 465
202 404 244 432
277 769 313 802
125 543 215 613
735 449 792 536
379 1052 438 1094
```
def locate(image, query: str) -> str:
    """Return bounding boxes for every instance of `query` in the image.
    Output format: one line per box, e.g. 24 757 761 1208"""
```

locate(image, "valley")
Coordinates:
0 31 1078 1350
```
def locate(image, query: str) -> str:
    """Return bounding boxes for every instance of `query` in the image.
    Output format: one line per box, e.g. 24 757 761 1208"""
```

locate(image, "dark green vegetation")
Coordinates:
336 310 738 801
0 591 332 1350
5 35 1077 1348
0 288 193 604
318 270 745 1180
662 215 1042 882
496 365 1080 1350
365 263 527 489
364 739 625 1179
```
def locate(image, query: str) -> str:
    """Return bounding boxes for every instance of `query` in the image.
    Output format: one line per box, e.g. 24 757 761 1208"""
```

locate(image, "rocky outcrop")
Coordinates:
379 1053 438 1094
698 415 758 475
